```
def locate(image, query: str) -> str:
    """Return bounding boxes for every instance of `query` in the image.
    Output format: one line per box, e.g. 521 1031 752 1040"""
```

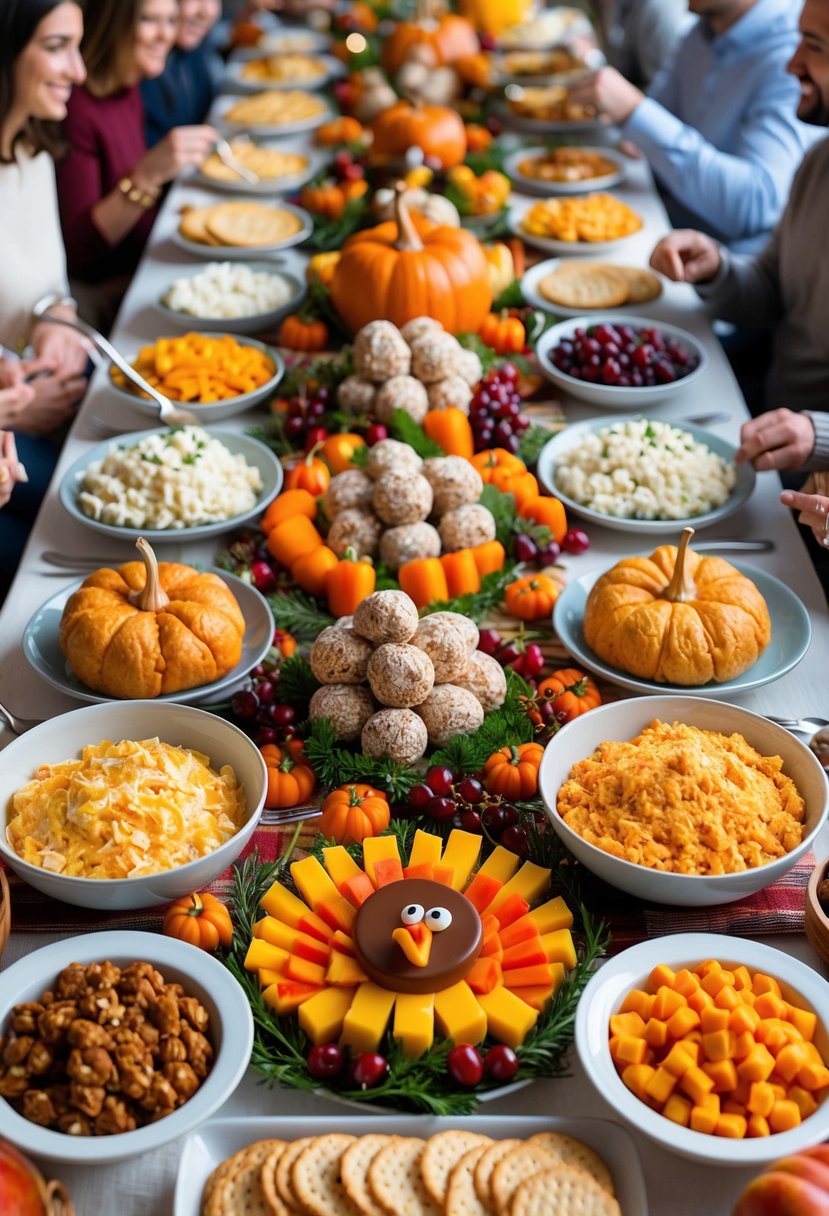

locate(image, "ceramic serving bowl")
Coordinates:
0 702 267 909
805 855 829 967
576 933 829 1165
537 696 829 906
0 931 253 1164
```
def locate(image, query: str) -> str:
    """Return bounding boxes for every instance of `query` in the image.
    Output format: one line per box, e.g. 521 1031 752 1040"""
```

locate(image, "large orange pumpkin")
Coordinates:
329 187 493 335
370 99 467 171
381 6 479 76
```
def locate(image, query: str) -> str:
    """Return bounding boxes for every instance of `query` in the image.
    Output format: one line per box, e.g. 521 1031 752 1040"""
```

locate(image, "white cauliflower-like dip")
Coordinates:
163 261 293 320
76 426 263 529
554 419 737 520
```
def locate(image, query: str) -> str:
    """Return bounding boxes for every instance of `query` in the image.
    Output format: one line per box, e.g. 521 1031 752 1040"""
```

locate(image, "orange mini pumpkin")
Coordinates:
59 538 245 698
163 891 233 951
261 740 317 809
330 187 492 335
537 667 602 723
483 742 545 799
318 784 390 844
370 100 467 170
381 7 478 76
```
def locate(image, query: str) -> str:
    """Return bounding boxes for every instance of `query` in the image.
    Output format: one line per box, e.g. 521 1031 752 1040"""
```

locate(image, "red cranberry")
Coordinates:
305 425 328 450
426 765 454 797
271 704 296 728
513 533 539 564
484 1045 519 1083
455 777 484 805
409 783 434 811
477 629 502 657
249 561 277 593
365 423 388 446
307 1043 344 1079
562 528 591 555
447 1044 484 1087
231 690 259 719
256 727 278 746
351 1052 388 1089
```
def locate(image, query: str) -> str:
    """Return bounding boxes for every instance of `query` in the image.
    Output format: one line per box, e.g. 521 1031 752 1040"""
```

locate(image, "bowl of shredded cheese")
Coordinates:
0 702 267 909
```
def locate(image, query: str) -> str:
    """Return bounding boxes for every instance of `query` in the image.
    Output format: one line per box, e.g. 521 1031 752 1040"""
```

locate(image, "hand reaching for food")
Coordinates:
650 229 721 284
780 480 829 549
0 430 28 508
736 409 816 472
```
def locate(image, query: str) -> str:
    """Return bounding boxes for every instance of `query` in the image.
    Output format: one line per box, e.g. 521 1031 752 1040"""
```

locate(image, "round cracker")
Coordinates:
202 1149 244 1214
260 1144 300 1216
490 1144 560 1215
207 1140 287 1216
205 202 303 248
510 1165 622 1216
444 1144 493 1216
179 205 223 245
473 1140 522 1208
276 1137 315 1210
610 264 663 303
537 264 629 310
368 1137 441 1216
292 1133 358 1216
420 1130 492 1206
341 1134 395 1216
526 1132 615 1195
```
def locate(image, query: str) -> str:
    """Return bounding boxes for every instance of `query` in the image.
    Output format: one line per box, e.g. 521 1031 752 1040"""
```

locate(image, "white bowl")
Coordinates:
537 696 829 906
576 933 829 1165
155 269 305 338
503 146 626 197
0 702 267 909
535 315 708 407
109 332 284 423
0 931 253 1164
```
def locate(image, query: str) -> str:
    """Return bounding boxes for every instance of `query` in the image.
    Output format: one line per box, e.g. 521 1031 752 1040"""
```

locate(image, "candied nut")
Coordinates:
163 1061 200 1101
85 962 122 990
121 962 165 996
22 1089 58 1126
68 1019 113 1050
149 994 181 1037
57 1110 92 1136
3 1035 35 1067
138 1073 178 1114
79 987 126 1026
27 1041 56 1076
180 1025 213 1077
38 1002 78 1046
157 1035 188 1064
115 1058 153 1101
94 1096 136 1135
55 963 88 1000
67 1046 114 1087
178 997 210 1033
10 1004 45 1035
69 1081 106 1118
0 1068 30 1098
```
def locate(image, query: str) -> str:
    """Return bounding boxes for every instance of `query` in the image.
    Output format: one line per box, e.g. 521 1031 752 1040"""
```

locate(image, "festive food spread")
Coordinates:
199 142 309 184
111 332 276 403
520 195 643 244
162 263 295 321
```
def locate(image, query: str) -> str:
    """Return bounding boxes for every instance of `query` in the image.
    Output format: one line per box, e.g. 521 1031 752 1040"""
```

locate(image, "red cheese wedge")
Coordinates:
464 873 503 913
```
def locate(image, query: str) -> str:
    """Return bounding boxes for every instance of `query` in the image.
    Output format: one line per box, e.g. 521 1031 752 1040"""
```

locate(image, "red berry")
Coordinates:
250 561 277 593
500 804 519 829
495 643 521 668
426 765 454 797
284 415 306 440
307 1043 344 1079
447 1044 484 1087
482 806 506 837
409 783 434 811
271 704 296 728
484 1045 519 1083
366 423 388 446
305 425 328 450
231 690 259 719
460 809 482 833
351 1052 388 1089
477 628 502 656
428 796 456 822
520 643 545 678
500 825 530 855
256 727 278 746
455 777 484 805
256 681 276 705
513 533 539 564
562 528 591 555
538 540 562 566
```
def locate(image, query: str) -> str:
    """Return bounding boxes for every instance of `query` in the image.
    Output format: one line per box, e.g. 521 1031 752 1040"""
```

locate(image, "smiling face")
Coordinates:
789 0 829 126
132 0 178 81
176 0 220 51
12 2 85 124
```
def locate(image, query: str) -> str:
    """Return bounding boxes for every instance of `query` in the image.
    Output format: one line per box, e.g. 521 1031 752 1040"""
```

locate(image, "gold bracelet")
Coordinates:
117 176 159 209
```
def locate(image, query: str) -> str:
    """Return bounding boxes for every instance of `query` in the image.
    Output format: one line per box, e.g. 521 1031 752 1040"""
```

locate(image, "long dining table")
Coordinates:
1 65 828 1216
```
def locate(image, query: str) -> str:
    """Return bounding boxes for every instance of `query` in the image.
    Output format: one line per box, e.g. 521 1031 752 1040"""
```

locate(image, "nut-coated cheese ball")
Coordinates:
336 374 376 415
372 471 433 525
366 438 423 481
310 627 373 685
374 375 429 425
309 684 376 740
353 320 411 382
352 590 419 644
327 507 381 558
455 650 507 713
367 643 435 708
325 469 374 518
361 708 428 764
426 375 472 414
422 456 483 516
412 615 471 683
438 503 496 552
415 684 484 747
410 331 462 383
379 521 441 571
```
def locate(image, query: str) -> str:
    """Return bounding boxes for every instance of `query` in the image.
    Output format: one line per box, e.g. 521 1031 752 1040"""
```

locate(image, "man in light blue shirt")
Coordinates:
569 0 820 252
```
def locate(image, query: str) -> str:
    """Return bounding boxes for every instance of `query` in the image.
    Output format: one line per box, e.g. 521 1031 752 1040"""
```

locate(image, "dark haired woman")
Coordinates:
57 0 216 326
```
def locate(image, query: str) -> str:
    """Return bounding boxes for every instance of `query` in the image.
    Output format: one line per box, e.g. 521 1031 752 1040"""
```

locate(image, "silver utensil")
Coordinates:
31 295 198 427
39 551 112 570
689 539 774 553
259 808 321 826
677 411 731 427
214 136 260 185
0 702 42 735
766 716 829 734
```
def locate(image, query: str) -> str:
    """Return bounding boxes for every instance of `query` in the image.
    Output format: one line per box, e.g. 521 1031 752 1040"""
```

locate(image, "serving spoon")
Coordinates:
32 295 198 427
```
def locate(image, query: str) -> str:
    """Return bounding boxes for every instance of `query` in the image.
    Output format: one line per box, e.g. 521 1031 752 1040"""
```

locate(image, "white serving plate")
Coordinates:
155 266 305 336
535 416 754 532
507 200 641 257
522 257 662 318
59 427 282 543
0 933 253 1164
173 1115 648 1216
188 141 328 195
576 934 829 1165
225 52 344 93
491 48 603 88
504 145 626 196
553 562 812 697
171 200 313 260
23 569 274 705
496 96 606 137
212 91 334 138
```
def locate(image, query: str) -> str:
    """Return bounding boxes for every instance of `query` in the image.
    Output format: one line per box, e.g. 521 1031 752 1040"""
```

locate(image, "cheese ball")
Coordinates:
334 615 354 628
438 503 496 552
455 650 507 713
410 331 462 383
425 611 479 653
400 316 443 345
415 684 484 747
422 456 483 516
373 471 433 526
426 375 472 414
353 320 411 382
366 438 423 481
327 507 381 558
309 684 376 741
362 708 428 764
379 521 441 571
325 469 374 518
368 643 435 708
456 347 483 388
412 615 471 683
310 627 373 685
374 375 429 425
353 589 419 644
336 374 376 415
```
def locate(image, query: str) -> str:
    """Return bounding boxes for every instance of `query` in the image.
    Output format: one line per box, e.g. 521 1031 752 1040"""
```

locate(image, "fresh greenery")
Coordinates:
478 484 551 551
304 197 369 253
430 668 536 773
492 278 526 311
458 332 500 374
422 562 516 624
279 346 354 401
277 655 319 719
303 718 420 801
518 423 554 468
268 590 335 640
389 408 445 458
463 138 509 175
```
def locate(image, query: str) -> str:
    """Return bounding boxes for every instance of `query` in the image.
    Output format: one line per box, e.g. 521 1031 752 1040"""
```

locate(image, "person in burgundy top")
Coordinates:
57 0 216 325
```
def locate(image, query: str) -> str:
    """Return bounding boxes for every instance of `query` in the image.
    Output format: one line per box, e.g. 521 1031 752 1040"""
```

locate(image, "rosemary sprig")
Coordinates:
303 718 420 801
277 654 319 718
268 589 335 640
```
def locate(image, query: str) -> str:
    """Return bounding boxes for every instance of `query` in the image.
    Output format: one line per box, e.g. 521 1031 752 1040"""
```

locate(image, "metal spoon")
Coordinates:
0 701 42 735
214 136 260 185
690 539 774 553
766 716 829 734
31 295 198 427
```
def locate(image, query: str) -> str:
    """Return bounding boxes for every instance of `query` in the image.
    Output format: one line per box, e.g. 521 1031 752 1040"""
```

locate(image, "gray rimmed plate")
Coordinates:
522 257 662 318
188 142 328 196
553 562 811 698
155 269 304 338
212 91 334 138
506 200 641 256
536 416 754 533
59 427 282 543
503 146 626 197
224 52 344 93
171 200 313 260
23 570 274 705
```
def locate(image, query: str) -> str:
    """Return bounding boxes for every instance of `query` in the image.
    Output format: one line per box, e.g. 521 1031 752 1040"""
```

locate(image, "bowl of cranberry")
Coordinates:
536 315 707 408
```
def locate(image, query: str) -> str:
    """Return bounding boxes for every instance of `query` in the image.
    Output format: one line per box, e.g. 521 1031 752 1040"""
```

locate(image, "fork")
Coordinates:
260 808 322 826
214 136 260 185
0 701 42 735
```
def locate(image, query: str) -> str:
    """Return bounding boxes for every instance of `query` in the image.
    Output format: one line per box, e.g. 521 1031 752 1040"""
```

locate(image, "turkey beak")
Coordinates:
392 922 433 967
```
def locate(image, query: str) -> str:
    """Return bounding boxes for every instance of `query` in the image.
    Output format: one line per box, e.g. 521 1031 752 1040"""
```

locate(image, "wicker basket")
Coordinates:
0 867 9 961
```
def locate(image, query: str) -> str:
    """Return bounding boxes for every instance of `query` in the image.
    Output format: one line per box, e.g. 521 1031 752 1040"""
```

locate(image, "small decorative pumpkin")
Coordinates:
370 99 467 170
163 891 233 951
504 573 561 621
583 527 772 685
315 116 364 147
318 783 390 844
277 314 329 352
373 185 460 228
330 186 492 335
537 667 602 723
59 538 245 698
381 2 479 76
483 742 545 799
261 739 317 809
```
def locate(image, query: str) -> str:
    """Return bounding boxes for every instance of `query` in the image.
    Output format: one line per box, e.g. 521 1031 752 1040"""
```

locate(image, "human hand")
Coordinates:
29 318 92 380
780 485 829 549
134 125 218 191
13 370 86 436
567 67 644 125
736 410 816 472
0 361 36 427
649 230 721 284
0 431 28 508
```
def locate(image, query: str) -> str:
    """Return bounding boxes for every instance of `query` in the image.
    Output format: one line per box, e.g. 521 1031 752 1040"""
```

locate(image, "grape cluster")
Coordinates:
224 531 282 595
229 647 297 748
408 766 530 855
469 363 530 454
549 323 699 388
280 387 331 447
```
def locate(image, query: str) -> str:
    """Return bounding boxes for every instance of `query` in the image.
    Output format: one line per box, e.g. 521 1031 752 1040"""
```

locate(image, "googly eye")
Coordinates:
400 904 424 926
425 906 452 932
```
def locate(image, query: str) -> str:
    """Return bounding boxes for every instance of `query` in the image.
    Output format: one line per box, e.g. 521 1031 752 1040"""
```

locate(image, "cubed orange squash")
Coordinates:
701 968 735 997
662 1094 692 1126
733 1031 757 1060
610 1012 647 1038
715 1113 747 1139
752 973 782 997
619 988 655 1020
662 1043 695 1078
673 969 700 998
732 966 753 991
746 1082 775 1117
645 1065 677 1105
746 1113 771 1137
714 985 740 1012
622 1063 656 1101
700 1006 731 1035
702 1059 738 1093
687 987 714 1014
702 1029 736 1062
787 1086 818 1119
737 1043 776 1084
690 1103 720 1134
611 1035 650 1067
774 1042 812 1083
754 991 787 1020
666 1006 700 1041
796 1061 829 1091
644 1018 669 1049
729 1004 760 1035
679 1065 716 1105
651 986 686 1020
768 1099 802 1132
786 1004 818 1041
647 964 676 992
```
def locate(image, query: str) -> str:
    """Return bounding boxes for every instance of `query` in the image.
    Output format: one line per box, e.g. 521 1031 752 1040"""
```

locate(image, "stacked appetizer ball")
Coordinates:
335 317 483 423
308 590 506 761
